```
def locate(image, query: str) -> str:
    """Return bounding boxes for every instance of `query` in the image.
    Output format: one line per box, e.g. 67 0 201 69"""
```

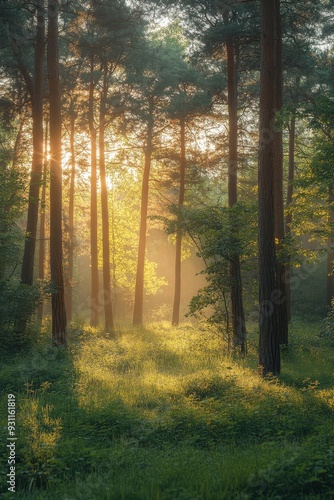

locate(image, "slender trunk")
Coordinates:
37 117 48 321
133 102 153 325
0 241 5 280
89 56 99 326
65 112 76 322
258 0 280 376
99 64 114 332
225 13 247 353
48 0 67 346
172 117 186 326
273 0 288 345
327 184 334 308
12 119 24 170
110 182 118 315
286 118 296 232
21 0 45 286
285 114 296 322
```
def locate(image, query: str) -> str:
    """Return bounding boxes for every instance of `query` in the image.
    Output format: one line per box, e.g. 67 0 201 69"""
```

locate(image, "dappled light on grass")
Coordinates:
1 321 333 499
72 322 333 450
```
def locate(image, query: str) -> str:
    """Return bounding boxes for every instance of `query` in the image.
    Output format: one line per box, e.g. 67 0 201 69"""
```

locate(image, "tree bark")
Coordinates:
12 118 24 171
258 0 280 376
133 100 154 326
99 63 114 332
37 117 48 322
172 117 186 326
285 113 296 322
89 55 99 327
21 0 45 286
327 184 334 308
225 15 247 354
273 0 289 345
47 0 67 346
65 111 76 322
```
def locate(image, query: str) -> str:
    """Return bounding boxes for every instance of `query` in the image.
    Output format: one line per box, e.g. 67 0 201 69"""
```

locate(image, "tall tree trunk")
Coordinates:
99 64 114 332
285 113 296 322
21 0 45 286
12 118 24 170
47 0 67 346
258 0 280 376
273 0 288 345
172 117 186 326
89 55 99 326
0 240 5 280
65 111 76 322
327 184 334 308
110 179 118 314
133 101 154 326
37 117 48 322
225 15 247 354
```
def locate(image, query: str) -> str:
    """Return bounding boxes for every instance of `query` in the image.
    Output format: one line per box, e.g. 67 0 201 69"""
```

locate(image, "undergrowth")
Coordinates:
0 320 333 499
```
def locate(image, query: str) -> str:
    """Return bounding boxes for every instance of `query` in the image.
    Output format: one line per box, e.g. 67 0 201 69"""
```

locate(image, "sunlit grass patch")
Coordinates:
1 320 334 499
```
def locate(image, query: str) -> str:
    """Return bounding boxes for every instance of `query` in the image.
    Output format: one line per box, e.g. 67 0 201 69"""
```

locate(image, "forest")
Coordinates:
0 0 334 498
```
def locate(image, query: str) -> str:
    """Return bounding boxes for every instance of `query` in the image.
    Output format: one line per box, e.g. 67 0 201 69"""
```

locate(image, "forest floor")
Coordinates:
0 319 334 499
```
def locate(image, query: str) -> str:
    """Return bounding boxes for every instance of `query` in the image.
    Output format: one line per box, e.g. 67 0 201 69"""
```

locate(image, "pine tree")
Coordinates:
47 0 67 346
258 0 280 376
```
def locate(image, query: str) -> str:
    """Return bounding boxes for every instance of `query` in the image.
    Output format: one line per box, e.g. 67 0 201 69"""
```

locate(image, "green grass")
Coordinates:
1 320 334 499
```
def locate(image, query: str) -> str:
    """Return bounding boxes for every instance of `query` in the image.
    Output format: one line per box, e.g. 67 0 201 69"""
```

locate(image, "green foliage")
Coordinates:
0 119 40 349
19 388 63 489
0 122 27 276
291 260 328 320
0 279 40 350
245 432 334 499
165 202 256 341
0 321 333 498
106 168 167 302
301 95 334 191
311 138 334 186
321 302 334 340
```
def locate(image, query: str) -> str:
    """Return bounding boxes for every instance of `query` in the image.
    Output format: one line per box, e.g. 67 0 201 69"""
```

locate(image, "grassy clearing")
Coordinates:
0 320 334 499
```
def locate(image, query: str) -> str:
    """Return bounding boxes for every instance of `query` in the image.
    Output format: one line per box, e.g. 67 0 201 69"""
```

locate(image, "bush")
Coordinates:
0 279 40 350
320 303 334 340
245 428 334 498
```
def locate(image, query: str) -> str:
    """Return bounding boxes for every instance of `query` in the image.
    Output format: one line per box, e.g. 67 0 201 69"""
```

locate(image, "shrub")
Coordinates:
0 279 40 351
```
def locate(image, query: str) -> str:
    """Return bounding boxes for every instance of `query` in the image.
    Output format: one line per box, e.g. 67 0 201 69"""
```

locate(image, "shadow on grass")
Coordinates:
1 321 334 499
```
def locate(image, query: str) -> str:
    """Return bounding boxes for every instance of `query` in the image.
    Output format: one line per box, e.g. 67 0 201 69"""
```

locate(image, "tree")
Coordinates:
0 115 26 281
223 9 247 353
167 202 256 349
133 95 154 325
273 0 288 345
164 47 211 326
0 105 40 349
47 0 67 346
99 61 114 332
171 116 186 326
175 0 260 348
0 0 47 336
20 0 45 289
37 116 48 321
65 107 76 322
92 0 143 331
128 39 185 325
72 0 142 328
307 96 334 308
258 0 280 376
88 54 100 327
